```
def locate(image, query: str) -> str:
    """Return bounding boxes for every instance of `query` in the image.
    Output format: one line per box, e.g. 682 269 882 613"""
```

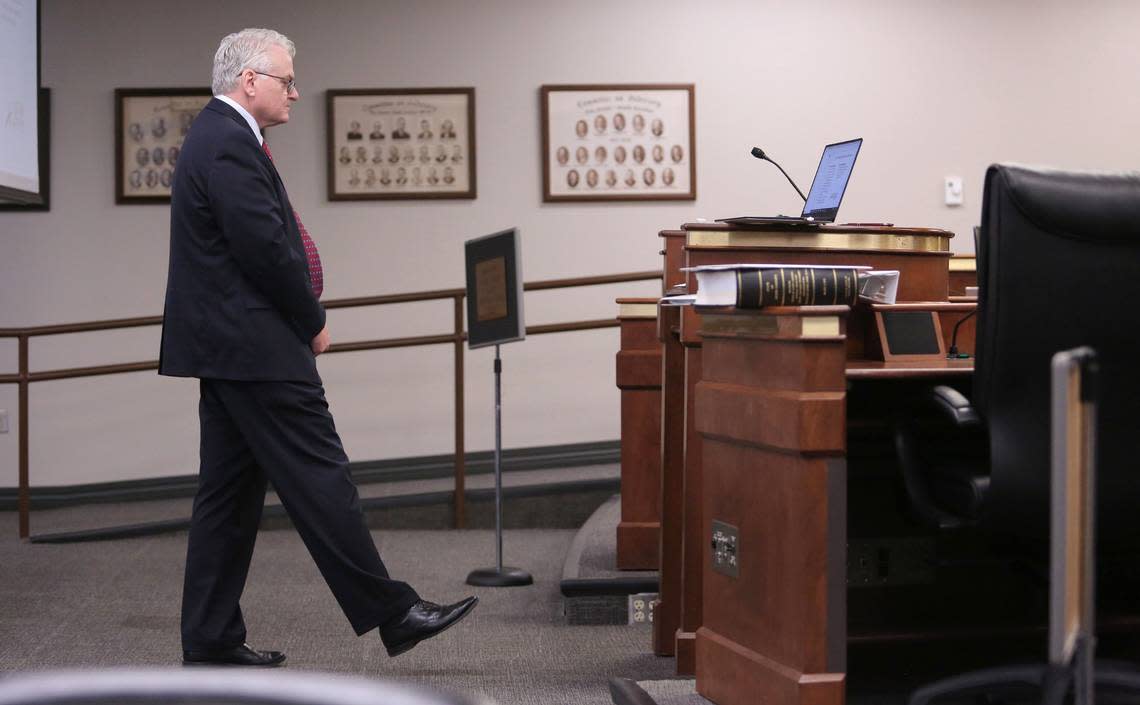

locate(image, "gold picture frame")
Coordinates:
541 83 696 203
326 87 476 201
114 88 211 204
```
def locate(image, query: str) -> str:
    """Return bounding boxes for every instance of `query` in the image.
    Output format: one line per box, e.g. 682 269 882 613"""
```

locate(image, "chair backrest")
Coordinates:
975 164 1140 545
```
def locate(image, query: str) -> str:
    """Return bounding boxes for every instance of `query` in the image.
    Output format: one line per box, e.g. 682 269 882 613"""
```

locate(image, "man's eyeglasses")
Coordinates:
248 70 296 94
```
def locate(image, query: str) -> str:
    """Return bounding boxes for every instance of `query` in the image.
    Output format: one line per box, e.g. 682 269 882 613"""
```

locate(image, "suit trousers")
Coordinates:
181 378 420 651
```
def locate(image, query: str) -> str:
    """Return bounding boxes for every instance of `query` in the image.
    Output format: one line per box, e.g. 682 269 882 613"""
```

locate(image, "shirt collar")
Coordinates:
215 94 263 146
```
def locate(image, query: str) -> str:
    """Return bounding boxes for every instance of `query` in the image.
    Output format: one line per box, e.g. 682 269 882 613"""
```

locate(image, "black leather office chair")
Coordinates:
894 164 1140 704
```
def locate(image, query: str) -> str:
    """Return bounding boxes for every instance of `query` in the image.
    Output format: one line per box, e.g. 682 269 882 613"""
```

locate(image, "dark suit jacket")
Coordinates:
159 98 324 383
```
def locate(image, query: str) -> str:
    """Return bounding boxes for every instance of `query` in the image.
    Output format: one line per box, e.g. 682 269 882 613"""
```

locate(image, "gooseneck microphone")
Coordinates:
751 146 807 203
947 308 978 359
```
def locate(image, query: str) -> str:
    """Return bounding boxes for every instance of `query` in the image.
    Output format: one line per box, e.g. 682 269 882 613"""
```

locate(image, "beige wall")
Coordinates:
1 0 1137 488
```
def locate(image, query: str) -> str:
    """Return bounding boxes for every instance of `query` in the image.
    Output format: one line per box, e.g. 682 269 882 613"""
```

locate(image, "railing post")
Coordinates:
453 294 466 529
18 334 29 539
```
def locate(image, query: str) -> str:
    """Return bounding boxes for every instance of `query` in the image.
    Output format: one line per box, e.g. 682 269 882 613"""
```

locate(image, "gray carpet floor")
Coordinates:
0 509 681 705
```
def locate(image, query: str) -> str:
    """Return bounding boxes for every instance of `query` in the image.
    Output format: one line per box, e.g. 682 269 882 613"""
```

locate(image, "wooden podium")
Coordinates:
695 306 850 705
693 305 975 705
654 222 961 678
672 223 983 705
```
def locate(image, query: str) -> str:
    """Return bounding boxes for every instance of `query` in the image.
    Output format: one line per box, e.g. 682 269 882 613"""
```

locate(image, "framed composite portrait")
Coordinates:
326 87 476 201
114 88 212 204
541 83 695 203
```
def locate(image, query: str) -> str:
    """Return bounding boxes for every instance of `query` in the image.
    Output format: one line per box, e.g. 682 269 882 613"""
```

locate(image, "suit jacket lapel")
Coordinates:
206 98 286 191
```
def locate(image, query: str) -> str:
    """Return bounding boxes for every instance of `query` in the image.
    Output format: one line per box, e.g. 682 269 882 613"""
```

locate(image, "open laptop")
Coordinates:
719 138 863 226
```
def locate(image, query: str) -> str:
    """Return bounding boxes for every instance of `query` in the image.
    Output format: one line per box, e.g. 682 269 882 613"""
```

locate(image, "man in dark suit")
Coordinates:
160 28 476 667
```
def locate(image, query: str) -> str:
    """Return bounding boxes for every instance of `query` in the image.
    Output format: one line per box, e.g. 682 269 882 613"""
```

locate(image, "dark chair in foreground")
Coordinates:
894 164 1140 704
0 668 484 705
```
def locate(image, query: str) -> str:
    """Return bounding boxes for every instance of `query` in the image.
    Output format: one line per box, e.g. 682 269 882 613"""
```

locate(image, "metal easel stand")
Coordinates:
466 345 533 587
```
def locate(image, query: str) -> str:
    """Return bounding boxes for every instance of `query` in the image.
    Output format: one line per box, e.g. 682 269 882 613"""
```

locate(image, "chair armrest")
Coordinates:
894 385 987 530
929 385 981 429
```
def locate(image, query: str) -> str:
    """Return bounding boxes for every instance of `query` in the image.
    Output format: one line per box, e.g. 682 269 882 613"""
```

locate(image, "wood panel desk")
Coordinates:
654 230 688 655
615 298 663 570
658 222 958 675
615 230 689 573
694 306 972 705
949 254 977 296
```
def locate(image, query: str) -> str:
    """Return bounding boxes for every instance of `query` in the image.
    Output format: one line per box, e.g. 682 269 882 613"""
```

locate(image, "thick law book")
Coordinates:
685 264 872 308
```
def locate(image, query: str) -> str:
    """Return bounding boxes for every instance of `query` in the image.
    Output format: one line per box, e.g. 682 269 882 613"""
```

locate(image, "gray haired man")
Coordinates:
161 28 476 667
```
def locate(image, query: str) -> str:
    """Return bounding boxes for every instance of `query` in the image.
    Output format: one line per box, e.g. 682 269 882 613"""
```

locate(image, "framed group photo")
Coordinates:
540 83 695 203
326 87 476 201
115 88 212 204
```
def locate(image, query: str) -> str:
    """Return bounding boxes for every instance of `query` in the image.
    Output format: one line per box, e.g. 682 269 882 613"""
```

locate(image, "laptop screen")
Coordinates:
801 138 863 222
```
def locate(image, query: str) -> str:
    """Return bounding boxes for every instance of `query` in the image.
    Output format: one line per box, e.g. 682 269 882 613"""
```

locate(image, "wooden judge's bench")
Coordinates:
615 222 979 705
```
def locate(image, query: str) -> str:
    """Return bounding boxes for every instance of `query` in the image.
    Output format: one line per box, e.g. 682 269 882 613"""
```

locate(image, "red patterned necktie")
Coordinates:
261 141 324 299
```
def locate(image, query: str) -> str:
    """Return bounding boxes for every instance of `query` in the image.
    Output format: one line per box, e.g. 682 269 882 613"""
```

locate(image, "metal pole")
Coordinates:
465 343 531 587
494 344 503 572
453 295 466 529
18 334 29 540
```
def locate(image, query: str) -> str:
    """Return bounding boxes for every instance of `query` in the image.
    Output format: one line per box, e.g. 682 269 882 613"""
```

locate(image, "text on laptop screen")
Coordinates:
802 138 862 222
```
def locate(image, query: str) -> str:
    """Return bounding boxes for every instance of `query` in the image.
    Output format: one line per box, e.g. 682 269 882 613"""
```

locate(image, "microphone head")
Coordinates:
750 147 766 160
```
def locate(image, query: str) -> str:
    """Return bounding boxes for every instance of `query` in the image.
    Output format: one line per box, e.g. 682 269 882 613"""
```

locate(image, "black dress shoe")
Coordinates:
182 642 286 667
379 596 478 657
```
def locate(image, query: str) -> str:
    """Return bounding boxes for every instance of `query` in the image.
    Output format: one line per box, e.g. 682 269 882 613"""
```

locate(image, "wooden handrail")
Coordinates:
0 315 164 338
0 270 663 338
323 288 464 309
0 270 663 538
523 270 663 291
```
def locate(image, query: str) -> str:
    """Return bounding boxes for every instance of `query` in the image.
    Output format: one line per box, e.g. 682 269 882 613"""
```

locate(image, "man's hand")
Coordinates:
311 325 331 355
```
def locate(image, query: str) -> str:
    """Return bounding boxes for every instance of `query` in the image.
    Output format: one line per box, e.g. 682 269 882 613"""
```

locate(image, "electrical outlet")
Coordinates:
847 538 935 586
0 410 8 434
945 176 964 206
628 593 657 624
710 520 740 577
